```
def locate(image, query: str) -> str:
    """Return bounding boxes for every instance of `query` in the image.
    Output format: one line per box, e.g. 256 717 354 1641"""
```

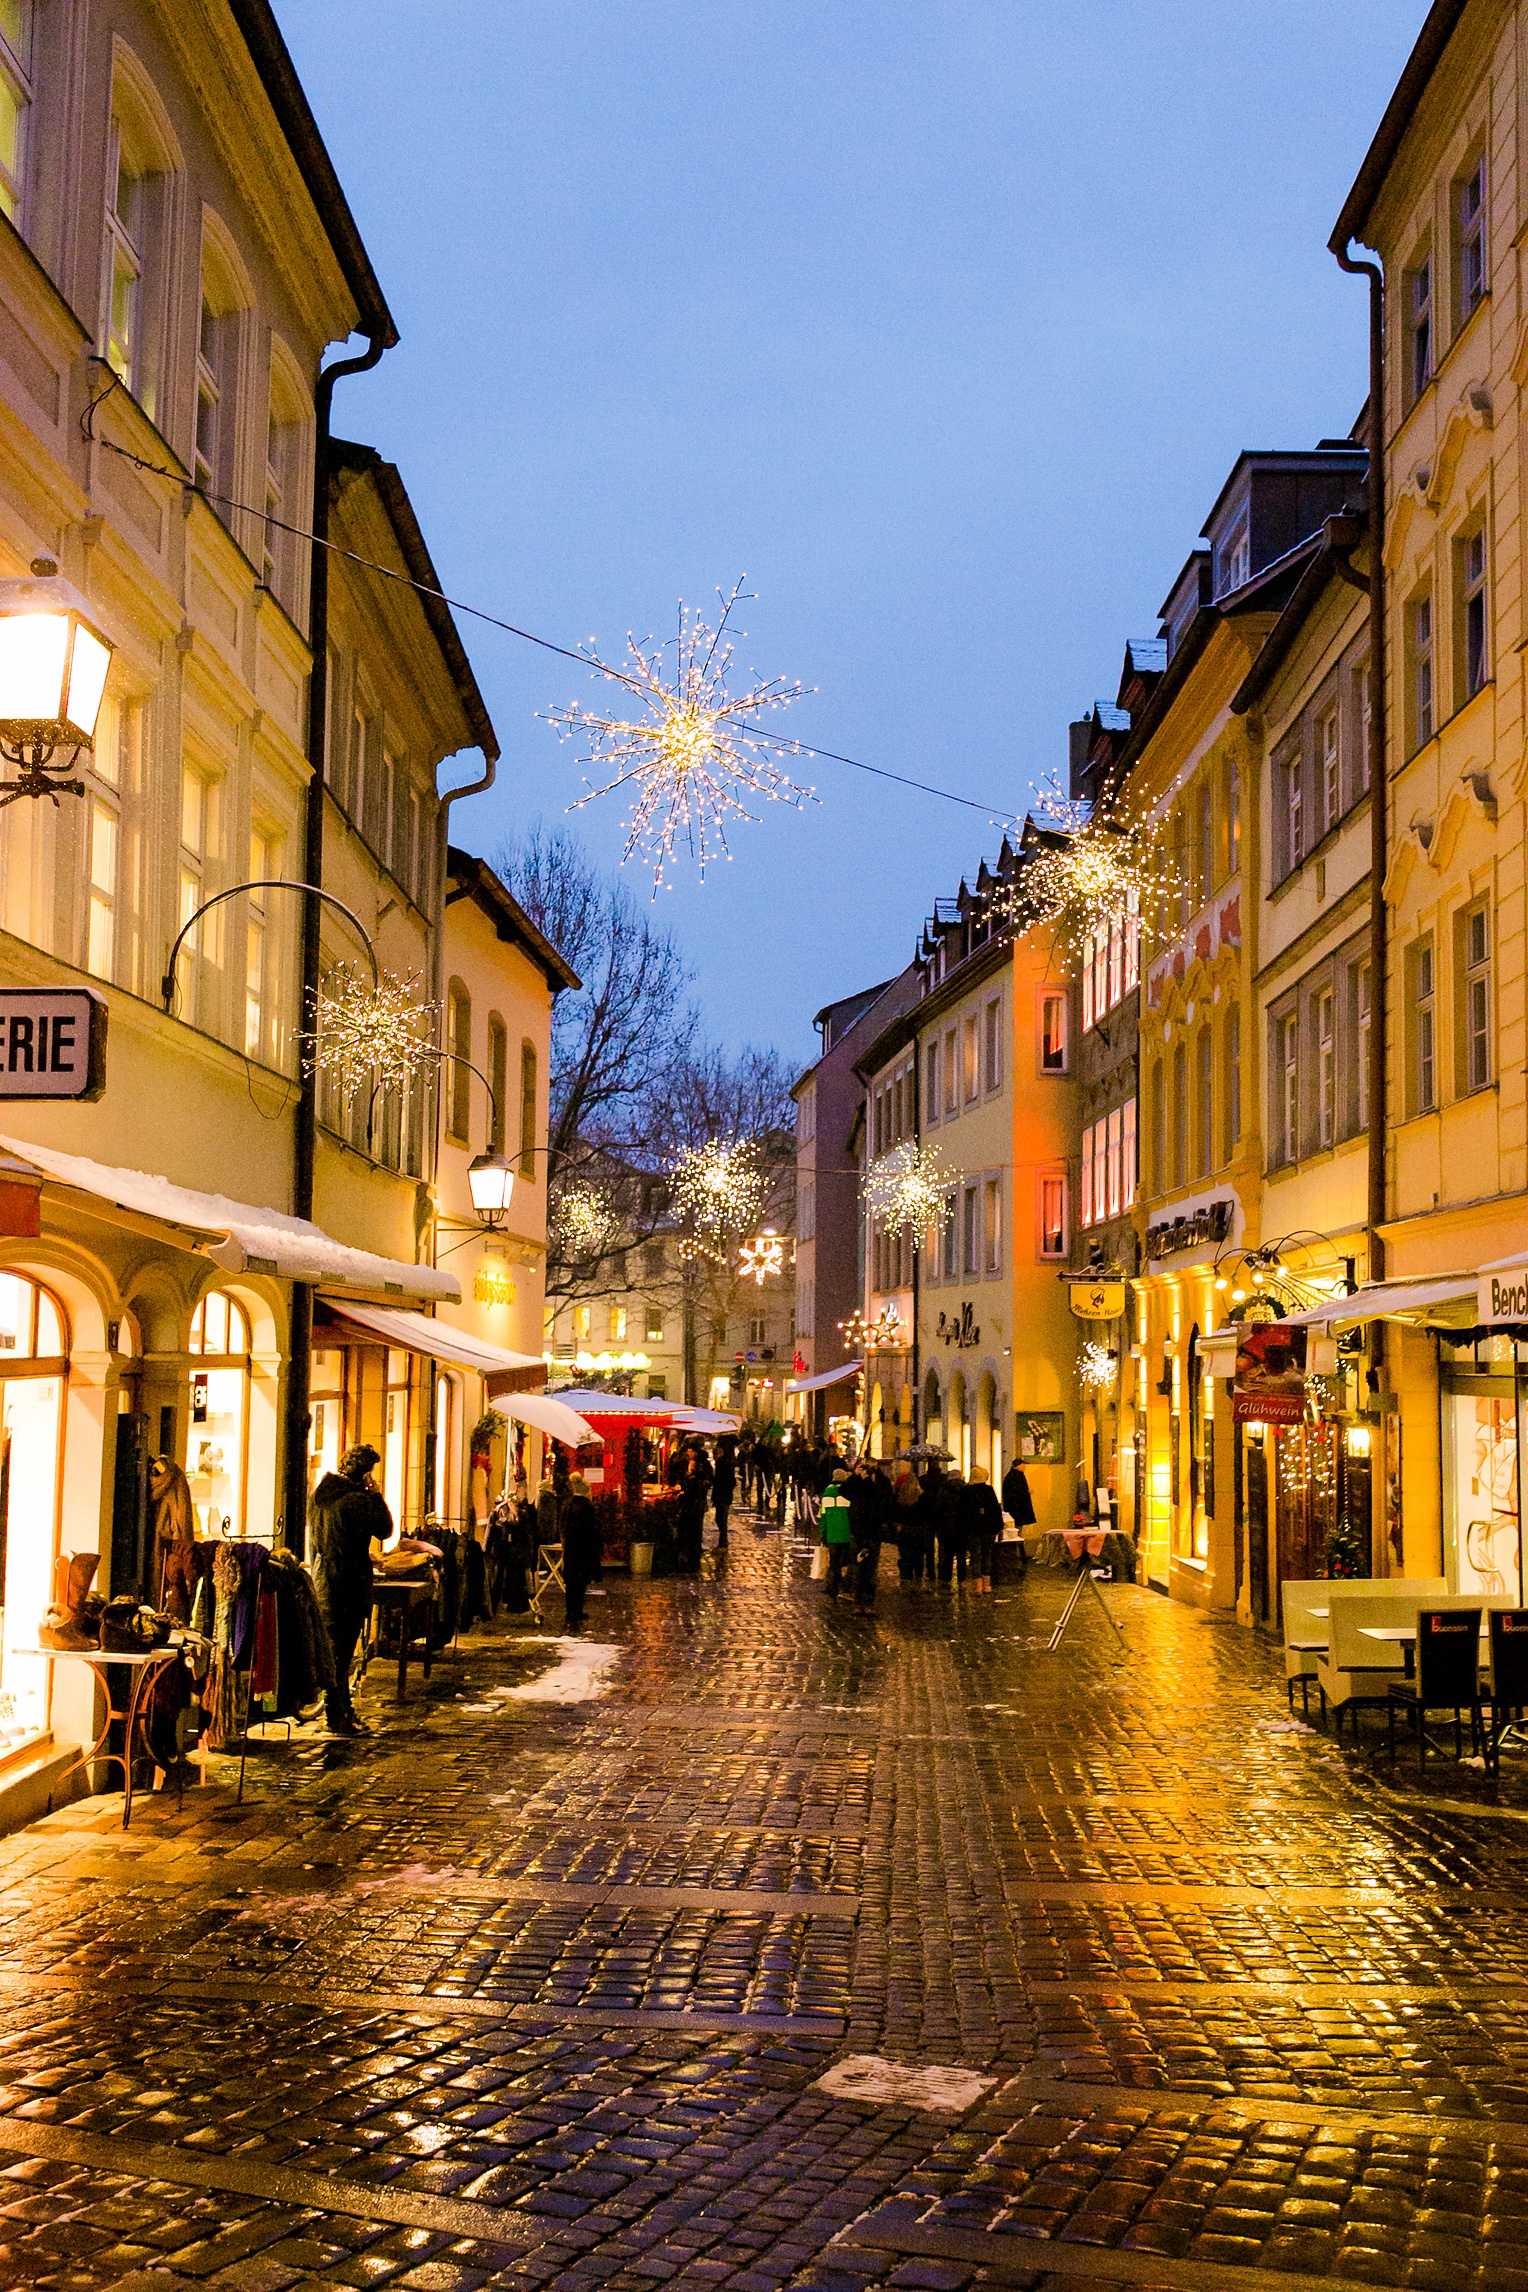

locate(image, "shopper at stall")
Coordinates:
1001 1457 1035 1574
961 1464 1005 1594
308 1442 389 1734
560 1472 603 1628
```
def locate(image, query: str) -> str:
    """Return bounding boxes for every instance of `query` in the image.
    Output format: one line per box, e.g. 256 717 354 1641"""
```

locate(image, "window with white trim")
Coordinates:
1410 589 1434 749
1463 904 1491 1092
1038 1173 1067 1260
1461 526 1488 701
1280 1012 1299 1165
1318 706 1339 837
1457 152 1486 324
924 1040 939 1124
1406 250 1432 406
983 1177 1002 1274
1121 1097 1137 1211
1353 959 1371 1131
983 995 1003 1092
1412 939 1435 1113
0 0 32 225
1040 991 1067 1072
103 120 145 396
1317 989 1335 1149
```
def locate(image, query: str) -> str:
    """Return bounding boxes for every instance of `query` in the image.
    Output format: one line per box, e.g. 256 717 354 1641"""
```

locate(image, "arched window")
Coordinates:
187 1292 251 1539
487 1014 507 1153
0 1272 69 1751
446 979 471 1142
519 1041 537 1178
101 44 182 426
195 210 255 537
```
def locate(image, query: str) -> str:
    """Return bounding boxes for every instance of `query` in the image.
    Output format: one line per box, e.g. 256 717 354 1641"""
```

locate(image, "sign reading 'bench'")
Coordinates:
0 988 107 1100
1479 1270 1528 1325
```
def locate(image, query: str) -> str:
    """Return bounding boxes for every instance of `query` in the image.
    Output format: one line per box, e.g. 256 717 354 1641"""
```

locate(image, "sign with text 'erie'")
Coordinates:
0 988 107 1100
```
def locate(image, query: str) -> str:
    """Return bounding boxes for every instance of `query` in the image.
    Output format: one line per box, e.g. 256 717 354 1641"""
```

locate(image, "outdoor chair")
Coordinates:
1387 1608 1484 1773
1480 1608 1528 1774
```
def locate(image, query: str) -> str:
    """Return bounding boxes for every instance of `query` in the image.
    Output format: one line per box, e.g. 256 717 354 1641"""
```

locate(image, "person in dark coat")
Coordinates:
960 1465 1005 1593
926 1465 966 1588
1002 1459 1035 1573
845 1458 890 1614
712 1437 737 1545
308 1442 389 1732
559 1474 602 1626
893 1468 931 1584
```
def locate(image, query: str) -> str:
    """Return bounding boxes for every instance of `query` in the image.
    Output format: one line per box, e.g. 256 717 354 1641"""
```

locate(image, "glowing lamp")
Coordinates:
0 563 113 806
468 1150 515 1227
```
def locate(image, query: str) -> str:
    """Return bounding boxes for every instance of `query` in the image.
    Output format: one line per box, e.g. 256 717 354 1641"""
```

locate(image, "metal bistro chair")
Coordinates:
1386 1608 1483 1774
1480 1608 1528 1774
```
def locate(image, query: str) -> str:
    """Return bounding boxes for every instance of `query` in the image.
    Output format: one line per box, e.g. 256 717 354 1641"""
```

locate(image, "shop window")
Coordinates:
187 1292 251 1539
0 1271 67 1753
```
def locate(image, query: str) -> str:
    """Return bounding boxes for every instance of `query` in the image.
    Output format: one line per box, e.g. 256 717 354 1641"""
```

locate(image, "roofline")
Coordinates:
1198 446 1367 543
224 0 399 347
1114 602 1219 775
1330 0 1472 252
1231 519 1369 716
853 933 1011 1083
811 977 895 1034
332 440 499 765
445 847 582 993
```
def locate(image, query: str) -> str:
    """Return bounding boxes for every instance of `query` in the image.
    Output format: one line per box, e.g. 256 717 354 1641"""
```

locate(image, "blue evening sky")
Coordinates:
272 1 1422 1069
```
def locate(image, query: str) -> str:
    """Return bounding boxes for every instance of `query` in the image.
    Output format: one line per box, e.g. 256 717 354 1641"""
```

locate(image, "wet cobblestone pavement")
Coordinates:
5 1526 1528 2290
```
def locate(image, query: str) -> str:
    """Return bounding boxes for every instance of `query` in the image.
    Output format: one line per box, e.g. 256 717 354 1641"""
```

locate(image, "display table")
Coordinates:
1028 1528 1136 1580
20 1644 190 1829
370 1580 435 1700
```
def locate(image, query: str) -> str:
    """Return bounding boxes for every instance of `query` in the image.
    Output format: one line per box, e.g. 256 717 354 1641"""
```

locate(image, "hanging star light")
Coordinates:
865 1143 951 1239
1002 771 1181 958
312 964 437 1106
552 1186 617 1260
671 1137 766 1237
1080 1341 1115 1391
738 1228 786 1286
546 579 815 891
838 1310 870 1355
872 1303 905 1348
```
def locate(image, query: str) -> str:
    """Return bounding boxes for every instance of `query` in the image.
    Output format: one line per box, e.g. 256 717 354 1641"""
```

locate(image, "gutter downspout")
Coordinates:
1331 241 1387 1289
283 330 388 1556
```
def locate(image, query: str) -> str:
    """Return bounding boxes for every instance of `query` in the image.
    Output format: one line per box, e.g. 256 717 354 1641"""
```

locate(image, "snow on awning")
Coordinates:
1281 1274 1477 1331
785 1360 864 1393
318 1298 541 1381
0 1133 457 1301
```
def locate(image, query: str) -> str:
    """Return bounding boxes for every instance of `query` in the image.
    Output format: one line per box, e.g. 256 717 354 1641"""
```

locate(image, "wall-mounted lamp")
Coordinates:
0 562 113 806
468 1150 515 1228
1345 1425 1372 1458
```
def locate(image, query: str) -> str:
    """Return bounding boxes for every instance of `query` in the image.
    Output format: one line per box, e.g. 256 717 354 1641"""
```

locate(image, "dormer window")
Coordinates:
1216 519 1249 599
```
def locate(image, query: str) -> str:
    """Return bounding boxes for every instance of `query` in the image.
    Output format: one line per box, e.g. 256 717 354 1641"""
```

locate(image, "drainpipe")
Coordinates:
283 330 388 1556
1330 240 1387 1287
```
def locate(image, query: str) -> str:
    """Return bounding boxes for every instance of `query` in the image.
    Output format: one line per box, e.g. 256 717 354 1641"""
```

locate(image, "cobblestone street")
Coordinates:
3 1528 1528 2292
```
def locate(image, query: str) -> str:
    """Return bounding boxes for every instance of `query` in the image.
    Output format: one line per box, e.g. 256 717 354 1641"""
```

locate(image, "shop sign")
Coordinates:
936 1302 980 1348
0 987 107 1099
1232 1321 1307 1424
1070 1278 1125 1320
473 1256 517 1307
1144 1198 1232 1262
1479 1268 1528 1325
1016 1410 1064 1463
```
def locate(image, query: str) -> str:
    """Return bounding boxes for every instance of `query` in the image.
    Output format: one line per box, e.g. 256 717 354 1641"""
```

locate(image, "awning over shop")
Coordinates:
545 1390 741 1434
318 1297 542 1384
784 1360 864 1393
0 1133 458 1301
1282 1274 1477 1331
669 1406 743 1432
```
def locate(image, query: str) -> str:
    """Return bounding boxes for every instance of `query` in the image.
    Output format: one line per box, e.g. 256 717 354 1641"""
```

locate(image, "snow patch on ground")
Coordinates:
814 2056 995 2112
504 1640 622 1703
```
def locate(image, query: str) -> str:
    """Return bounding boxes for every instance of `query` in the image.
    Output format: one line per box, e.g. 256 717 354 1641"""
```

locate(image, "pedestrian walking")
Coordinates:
893 1467 931 1583
560 1473 602 1628
1001 1457 1035 1573
308 1442 388 1734
712 1435 737 1545
961 1465 1005 1593
927 1465 967 1588
846 1457 890 1613
818 1468 853 1599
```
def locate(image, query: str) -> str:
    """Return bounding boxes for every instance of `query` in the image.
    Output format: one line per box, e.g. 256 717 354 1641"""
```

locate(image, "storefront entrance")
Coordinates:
0 1275 67 1755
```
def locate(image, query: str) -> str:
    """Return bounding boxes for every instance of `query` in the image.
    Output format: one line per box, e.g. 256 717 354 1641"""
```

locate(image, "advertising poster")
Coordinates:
1232 1321 1307 1425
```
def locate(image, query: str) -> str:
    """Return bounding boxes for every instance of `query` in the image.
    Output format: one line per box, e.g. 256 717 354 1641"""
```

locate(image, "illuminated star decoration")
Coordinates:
671 1137 767 1239
872 1303 905 1348
552 1186 616 1261
1080 1341 1115 1391
837 1310 869 1355
866 1143 951 1238
312 964 437 1106
738 1229 786 1286
547 579 815 891
1004 772 1181 958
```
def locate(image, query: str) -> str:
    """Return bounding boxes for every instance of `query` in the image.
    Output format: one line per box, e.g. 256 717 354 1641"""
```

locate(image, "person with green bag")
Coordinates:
818 1469 853 1600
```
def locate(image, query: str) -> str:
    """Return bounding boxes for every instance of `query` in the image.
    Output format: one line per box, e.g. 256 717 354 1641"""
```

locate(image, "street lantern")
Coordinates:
0 561 113 807
468 1149 515 1227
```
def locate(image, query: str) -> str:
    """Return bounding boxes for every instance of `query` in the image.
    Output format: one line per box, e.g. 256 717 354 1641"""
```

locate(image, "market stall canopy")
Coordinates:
0 1134 458 1302
784 1360 864 1393
1280 1274 1477 1331
546 1390 740 1433
668 1406 743 1432
497 1392 599 1445
318 1298 544 1387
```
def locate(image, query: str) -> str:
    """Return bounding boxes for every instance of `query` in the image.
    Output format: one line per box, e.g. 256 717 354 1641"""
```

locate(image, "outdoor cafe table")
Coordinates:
1359 1620 1489 1679
18 1642 190 1829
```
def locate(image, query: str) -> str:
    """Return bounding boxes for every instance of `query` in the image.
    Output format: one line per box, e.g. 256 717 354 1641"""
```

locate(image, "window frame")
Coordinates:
1037 1170 1068 1261
1461 902 1491 1095
1411 938 1436 1115
1456 150 1487 329
0 0 34 226
1459 523 1488 703
1039 989 1068 1073
1405 247 1433 406
1409 587 1434 751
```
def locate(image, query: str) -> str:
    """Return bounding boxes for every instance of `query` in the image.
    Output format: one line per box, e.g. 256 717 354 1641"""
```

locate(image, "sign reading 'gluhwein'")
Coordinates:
1232 1321 1307 1425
